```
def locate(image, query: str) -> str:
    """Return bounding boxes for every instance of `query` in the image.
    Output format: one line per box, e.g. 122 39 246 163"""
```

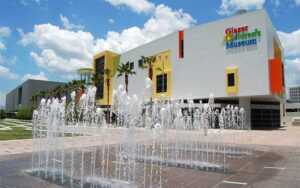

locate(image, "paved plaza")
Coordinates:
0 125 300 187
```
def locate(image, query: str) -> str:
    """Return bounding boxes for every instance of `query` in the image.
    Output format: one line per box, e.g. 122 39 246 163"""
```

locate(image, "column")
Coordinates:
239 97 251 129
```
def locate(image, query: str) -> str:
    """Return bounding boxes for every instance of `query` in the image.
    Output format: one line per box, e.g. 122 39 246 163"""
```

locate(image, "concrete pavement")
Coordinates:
1 125 300 156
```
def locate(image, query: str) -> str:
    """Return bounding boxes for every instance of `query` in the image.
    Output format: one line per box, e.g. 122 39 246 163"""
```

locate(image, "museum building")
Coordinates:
93 9 285 129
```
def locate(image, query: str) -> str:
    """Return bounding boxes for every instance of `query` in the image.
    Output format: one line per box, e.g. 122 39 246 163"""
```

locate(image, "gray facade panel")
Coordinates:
5 79 67 112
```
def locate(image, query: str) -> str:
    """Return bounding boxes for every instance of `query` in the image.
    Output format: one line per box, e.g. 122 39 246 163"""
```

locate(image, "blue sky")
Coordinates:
0 0 300 107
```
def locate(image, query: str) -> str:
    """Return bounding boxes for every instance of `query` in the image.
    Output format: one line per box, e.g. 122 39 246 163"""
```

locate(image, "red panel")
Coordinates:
179 30 184 58
269 59 283 94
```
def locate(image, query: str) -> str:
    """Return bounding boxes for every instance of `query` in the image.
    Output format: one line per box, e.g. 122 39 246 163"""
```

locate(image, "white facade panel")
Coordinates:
114 32 178 99
173 10 269 100
113 9 281 101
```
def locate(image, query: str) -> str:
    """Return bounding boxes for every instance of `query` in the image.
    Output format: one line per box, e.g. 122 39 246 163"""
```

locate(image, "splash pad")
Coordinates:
29 79 251 188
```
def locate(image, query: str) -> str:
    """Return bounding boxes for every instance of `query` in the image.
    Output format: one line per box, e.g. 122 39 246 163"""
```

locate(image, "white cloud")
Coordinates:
20 0 40 6
20 4 195 74
105 0 155 14
21 71 48 81
30 49 91 72
16 28 25 37
0 65 19 79
0 91 6 108
0 27 17 65
20 0 28 6
61 73 78 80
296 0 300 6
285 58 300 89
0 42 5 50
0 55 17 65
60 14 84 30
0 54 4 63
0 26 11 50
95 4 196 52
9 56 17 65
20 23 95 72
217 0 265 15
271 0 280 7
0 27 11 38
278 29 300 57
109 18 115 24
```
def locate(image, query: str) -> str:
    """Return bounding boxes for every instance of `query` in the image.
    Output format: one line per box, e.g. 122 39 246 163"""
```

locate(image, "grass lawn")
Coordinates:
0 127 32 140
0 119 32 140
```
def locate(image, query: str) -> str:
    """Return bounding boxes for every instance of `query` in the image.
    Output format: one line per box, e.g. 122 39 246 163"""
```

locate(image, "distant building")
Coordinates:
5 79 67 112
285 102 300 116
289 86 300 103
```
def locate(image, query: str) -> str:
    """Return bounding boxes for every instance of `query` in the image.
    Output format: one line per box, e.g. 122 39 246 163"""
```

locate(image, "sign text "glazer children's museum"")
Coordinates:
224 26 261 49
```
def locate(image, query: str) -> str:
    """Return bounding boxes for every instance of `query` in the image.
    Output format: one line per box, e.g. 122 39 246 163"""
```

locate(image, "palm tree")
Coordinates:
39 90 47 99
117 61 136 93
65 80 86 100
30 95 35 107
104 68 114 105
33 94 39 106
67 81 74 92
140 55 159 114
92 68 113 123
48 90 55 99
68 80 79 91
140 56 156 80
77 79 86 94
91 73 103 86
53 85 63 98
30 93 39 107
62 83 69 98
104 68 114 123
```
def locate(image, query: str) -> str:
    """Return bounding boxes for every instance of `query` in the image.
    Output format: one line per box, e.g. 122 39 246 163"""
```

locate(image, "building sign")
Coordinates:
224 26 261 49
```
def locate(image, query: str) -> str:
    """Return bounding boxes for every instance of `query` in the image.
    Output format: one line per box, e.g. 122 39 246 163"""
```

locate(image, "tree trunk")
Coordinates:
149 67 153 80
149 67 153 120
106 78 110 124
125 74 128 93
81 85 85 94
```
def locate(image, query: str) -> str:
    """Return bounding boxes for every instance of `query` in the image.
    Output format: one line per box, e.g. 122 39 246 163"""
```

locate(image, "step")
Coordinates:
292 122 300 126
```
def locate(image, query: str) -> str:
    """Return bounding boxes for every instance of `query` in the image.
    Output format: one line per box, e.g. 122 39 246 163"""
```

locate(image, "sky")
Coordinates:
0 0 300 107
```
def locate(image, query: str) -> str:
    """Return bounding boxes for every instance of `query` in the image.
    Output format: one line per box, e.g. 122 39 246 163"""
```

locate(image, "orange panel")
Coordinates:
179 30 184 58
269 59 283 94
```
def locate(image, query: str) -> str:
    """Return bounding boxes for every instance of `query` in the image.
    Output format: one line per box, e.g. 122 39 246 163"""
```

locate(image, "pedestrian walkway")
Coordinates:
0 125 300 156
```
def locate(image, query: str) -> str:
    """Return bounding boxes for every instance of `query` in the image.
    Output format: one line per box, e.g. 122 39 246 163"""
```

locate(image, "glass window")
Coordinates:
95 56 105 99
286 108 298 112
95 56 104 74
18 87 22 105
138 59 143 68
130 62 134 70
227 73 235 87
156 74 167 93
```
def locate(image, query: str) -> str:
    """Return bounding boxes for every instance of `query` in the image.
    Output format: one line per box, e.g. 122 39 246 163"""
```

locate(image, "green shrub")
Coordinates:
17 107 34 120
0 109 6 119
5 112 17 119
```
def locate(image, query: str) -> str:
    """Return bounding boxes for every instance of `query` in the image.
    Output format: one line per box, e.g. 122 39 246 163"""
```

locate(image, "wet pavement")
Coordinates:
0 144 300 188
